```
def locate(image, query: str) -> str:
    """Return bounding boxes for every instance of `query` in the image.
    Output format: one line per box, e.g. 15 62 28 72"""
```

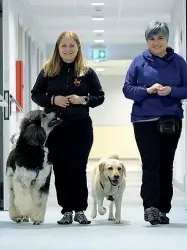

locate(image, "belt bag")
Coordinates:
157 116 180 134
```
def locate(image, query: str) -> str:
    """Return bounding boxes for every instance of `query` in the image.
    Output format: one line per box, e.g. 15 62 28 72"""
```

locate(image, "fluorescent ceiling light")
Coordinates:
96 68 104 72
91 3 104 6
92 17 104 21
94 39 104 43
93 30 104 33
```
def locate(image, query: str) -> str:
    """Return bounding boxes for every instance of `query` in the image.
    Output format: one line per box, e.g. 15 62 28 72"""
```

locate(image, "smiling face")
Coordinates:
58 35 79 63
99 159 126 186
147 35 168 57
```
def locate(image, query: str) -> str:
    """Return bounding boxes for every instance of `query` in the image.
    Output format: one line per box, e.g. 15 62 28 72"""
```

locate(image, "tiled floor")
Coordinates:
0 160 187 250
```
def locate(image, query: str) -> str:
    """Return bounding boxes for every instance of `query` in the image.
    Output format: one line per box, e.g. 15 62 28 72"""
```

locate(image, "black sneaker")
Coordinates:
159 212 170 224
74 211 91 225
144 207 160 225
57 212 73 225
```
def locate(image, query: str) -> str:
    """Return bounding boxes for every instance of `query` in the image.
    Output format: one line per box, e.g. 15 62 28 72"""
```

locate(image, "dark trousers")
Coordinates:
133 119 182 213
47 116 93 213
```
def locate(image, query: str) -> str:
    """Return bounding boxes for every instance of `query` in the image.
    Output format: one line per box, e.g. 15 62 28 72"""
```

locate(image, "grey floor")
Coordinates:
0 160 187 250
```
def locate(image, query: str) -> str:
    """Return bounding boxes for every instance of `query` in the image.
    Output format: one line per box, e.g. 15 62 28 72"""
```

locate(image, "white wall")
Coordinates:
3 0 47 121
89 73 139 159
2 0 47 209
90 75 133 126
9 6 18 136
7 0 47 118
11 0 46 56
170 0 186 189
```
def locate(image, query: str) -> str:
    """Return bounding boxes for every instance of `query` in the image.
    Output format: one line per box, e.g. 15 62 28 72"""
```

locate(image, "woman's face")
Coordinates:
147 35 168 57
58 35 79 63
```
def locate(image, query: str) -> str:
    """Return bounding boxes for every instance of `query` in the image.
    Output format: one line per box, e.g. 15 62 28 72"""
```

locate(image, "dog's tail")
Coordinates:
108 154 119 160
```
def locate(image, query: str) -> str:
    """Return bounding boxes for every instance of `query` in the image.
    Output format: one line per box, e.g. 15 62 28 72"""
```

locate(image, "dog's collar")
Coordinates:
35 167 40 179
31 167 40 185
100 181 114 201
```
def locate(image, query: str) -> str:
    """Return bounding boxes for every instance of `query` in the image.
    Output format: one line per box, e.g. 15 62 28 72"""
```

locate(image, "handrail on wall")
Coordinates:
9 94 23 112
0 94 8 107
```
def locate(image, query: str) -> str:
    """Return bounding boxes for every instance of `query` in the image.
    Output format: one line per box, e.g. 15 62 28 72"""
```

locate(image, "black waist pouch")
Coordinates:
157 116 181 135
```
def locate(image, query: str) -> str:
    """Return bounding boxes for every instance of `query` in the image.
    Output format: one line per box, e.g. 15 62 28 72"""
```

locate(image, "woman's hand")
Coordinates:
54 96 70 107
67 95 84 105
147 83 171 96
147 83 163 94
157 86 171 96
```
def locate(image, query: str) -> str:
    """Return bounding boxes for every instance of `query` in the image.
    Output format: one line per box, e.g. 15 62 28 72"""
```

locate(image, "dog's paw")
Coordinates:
98 206 107 215
108 215 115 221
114 217 121 224
33 221 42 225
12 217 22 223
91 209 97 219
21 216 29 222
30 212 44 225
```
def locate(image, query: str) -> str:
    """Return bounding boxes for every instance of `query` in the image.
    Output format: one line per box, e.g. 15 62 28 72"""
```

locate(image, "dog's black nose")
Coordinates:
114 175 119 179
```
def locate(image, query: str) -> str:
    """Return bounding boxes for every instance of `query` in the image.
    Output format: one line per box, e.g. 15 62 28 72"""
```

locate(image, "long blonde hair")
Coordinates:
43 31 88 77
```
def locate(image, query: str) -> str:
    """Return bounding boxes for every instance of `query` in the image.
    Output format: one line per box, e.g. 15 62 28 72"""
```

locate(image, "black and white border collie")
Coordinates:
6 110 61 225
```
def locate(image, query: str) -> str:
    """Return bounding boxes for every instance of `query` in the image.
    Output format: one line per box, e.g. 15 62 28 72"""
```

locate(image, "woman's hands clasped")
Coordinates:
147 83 171 96
54 95 84 107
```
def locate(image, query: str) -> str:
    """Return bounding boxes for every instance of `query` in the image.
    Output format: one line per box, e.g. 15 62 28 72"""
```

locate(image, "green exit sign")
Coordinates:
91 49 106 60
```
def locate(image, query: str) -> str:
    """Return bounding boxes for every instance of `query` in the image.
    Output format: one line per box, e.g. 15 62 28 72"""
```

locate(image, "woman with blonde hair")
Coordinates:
31 31 105 225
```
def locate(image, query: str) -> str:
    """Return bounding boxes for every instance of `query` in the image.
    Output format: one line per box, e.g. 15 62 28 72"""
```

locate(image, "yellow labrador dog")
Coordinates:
91 155 126 224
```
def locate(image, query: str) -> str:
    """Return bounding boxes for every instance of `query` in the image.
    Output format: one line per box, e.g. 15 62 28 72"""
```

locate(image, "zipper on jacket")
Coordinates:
63 68 71 118
66 68 71 91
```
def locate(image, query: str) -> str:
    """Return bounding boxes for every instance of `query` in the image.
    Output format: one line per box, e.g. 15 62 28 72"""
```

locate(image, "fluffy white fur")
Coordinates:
6 110 61 225
7 150 50 224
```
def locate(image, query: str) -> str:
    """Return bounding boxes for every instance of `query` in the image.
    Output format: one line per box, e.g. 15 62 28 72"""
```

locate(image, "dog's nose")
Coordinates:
114 175 119 179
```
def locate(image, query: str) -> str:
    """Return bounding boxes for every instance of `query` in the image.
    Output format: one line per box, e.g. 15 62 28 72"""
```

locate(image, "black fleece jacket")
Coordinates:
31 62 105 121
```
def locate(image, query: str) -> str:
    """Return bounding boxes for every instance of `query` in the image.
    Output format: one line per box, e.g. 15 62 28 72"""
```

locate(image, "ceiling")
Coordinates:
21 0 177 75
22 0 177 45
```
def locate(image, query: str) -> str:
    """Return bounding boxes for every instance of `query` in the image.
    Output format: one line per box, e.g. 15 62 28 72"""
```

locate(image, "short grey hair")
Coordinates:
145 21 169 41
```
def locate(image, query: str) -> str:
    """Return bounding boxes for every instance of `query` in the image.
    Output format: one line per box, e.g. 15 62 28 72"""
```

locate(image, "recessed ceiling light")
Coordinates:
96 68 104 72
93 30 104 33
92 17 104 21
94 39 104 43
91 3 104 6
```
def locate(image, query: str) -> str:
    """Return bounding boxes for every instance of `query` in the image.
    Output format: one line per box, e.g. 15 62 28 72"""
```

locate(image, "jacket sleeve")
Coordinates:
122 59 149 102
170 57 187 100
31 70 53 107
87 68 105 108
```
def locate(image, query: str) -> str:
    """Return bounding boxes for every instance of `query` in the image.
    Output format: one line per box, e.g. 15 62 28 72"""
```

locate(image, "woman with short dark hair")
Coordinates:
123 21 187 225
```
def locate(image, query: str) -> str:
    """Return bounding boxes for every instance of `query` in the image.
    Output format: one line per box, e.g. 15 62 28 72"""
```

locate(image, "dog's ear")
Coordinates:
99 162 105 174
23 124 46 146
121 164 126 177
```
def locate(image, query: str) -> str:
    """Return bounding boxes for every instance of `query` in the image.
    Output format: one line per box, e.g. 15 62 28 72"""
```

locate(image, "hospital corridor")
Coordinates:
0 0 187 249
